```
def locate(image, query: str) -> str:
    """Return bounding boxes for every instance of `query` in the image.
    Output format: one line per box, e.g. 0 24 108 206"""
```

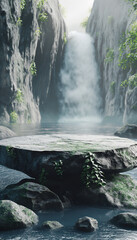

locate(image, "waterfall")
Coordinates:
59 31 101 123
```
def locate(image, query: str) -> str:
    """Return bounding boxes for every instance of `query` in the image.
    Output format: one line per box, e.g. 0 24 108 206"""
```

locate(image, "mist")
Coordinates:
59 0 94 31
59 31 101 123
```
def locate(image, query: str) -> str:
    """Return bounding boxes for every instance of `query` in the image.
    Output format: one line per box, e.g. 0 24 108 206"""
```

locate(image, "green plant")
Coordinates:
54 160 63 176
39 168 47 185
121 73 137 88
37 0 46 10
81 152 106 189
63 32 67 44
39 12 48 22
20 0 26 10
110 81 115 94
6 146 15 158
16 17 22 26
119 21 137 69
16 89 23 103
34 27 42 38
30 61 37 75
10 111 18 123
105 48 114 63
81 17 88 28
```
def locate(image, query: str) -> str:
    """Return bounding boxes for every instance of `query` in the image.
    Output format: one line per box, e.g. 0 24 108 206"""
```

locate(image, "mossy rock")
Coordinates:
0 200 38 231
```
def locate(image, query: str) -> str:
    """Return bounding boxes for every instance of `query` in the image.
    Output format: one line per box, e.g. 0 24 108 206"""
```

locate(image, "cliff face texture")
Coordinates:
87 0 137 124
0 0 66 124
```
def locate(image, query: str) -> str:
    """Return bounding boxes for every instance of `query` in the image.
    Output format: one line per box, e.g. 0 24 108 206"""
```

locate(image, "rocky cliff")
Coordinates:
0 0 66 124
87 0 137 124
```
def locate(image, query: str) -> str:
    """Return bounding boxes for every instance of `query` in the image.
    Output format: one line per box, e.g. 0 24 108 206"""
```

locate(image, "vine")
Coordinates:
81 152 106 188
54 160 63 176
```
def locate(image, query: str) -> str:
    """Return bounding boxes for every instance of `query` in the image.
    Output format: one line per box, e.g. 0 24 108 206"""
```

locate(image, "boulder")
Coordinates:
0 200 38 231
0 126 16 140
110 212 137 229
75 216 98 232
0 165 33 191
0 182 64 211
42 221 63 230
75 175 137 209
114 124 137 139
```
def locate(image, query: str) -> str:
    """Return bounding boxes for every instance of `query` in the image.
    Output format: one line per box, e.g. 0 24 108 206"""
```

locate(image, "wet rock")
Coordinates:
0 126 16 140
0 182 64 211
75 175 137 209
75 216 98 232
110 212 137 230
0 165 33 191
0 200 38 231
114 124 137 139
42 221 63 230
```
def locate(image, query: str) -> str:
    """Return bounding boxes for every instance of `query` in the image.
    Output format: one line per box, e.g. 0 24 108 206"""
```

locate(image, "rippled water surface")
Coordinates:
0 206 137 240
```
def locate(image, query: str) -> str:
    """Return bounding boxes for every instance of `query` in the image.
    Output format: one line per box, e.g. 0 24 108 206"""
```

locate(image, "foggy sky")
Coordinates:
59 0 94 31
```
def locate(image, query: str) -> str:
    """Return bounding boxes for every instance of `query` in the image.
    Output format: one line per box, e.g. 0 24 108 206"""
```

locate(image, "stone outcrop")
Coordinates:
0 182 64 211
87 0 137 124
0 126 16 140
114 124 137 139
110 212 137 230
0 0 66 124
75 216 98 232
0 200 38 231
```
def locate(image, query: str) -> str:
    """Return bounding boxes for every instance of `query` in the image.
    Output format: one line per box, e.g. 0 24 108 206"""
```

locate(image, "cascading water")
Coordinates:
59 31 101 123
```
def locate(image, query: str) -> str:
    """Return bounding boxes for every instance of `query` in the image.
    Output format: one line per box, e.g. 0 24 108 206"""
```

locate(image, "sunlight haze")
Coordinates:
59 0 94 31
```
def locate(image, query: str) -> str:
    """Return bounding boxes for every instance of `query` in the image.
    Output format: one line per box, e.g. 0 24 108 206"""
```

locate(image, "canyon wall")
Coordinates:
87 0 137 124
0 0 66 124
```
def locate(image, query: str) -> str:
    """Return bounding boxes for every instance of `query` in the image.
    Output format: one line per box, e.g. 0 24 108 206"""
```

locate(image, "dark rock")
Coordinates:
75 175 137 209
114 124 137 139
0 0 66 124
0 200 38 231
0 182 64 211
110 212 137 230
75 216 98 232
0 126 16 140
0 165 33 191
42 221 63 230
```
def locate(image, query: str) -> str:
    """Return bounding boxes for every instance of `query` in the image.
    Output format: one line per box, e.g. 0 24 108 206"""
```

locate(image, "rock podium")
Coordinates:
0 134 137 209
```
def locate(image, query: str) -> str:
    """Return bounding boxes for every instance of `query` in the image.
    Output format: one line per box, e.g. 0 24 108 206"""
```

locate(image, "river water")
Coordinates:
0 122 137 240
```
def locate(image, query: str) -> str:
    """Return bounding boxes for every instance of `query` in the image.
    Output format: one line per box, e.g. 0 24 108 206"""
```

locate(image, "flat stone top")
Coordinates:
0 134 136 152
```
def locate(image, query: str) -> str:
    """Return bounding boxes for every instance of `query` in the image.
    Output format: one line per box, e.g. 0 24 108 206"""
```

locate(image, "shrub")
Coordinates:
30 61 37 76
119 21 137 69
16 89 23 103
121 73 137 88
10 111 18 123
16 17 22 26
39 12 48 22
20 0 26 10
105 48 114 63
